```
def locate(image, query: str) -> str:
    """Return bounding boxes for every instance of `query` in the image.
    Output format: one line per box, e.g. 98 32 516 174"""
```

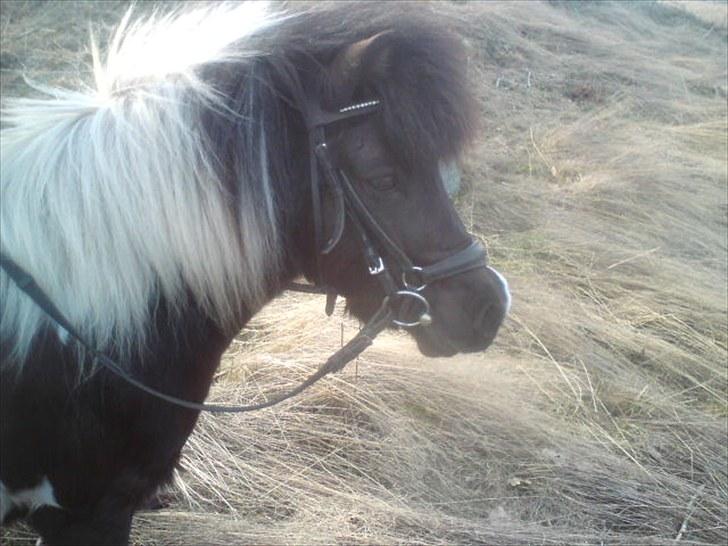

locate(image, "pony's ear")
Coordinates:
327 32 391 105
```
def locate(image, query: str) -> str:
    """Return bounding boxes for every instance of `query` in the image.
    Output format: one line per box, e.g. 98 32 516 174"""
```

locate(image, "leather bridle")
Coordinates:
291 96 490 328
0 97 488 414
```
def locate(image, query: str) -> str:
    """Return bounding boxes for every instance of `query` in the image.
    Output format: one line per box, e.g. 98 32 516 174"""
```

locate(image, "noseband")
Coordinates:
0 97 488 414
294 96 489 328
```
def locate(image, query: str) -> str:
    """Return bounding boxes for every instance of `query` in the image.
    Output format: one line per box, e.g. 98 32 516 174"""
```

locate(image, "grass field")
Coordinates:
1 1 726 545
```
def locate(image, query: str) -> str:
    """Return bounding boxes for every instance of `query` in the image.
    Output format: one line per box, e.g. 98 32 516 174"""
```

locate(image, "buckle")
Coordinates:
368 257 385 275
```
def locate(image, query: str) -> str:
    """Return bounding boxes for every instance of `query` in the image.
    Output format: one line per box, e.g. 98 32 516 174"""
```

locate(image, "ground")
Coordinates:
1 1 726 545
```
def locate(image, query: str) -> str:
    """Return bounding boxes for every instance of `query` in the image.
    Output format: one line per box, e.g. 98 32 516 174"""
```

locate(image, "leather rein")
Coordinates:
0 97 488 414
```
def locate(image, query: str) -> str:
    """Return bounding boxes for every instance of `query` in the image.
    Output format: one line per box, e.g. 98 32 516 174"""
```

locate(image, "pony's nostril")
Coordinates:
472 302 491 335
473 297 507 339
455 300 503 353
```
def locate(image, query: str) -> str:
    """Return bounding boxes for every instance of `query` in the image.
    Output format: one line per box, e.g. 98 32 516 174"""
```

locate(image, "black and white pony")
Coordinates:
0 3 510 544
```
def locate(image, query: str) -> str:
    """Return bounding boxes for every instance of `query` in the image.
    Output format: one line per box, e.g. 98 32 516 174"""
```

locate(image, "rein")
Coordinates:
0 97 488 414
0 253 392 413
0 252 391 413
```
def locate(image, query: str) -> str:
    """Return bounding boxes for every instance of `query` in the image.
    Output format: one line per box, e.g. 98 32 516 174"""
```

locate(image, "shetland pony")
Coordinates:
0 3 510 544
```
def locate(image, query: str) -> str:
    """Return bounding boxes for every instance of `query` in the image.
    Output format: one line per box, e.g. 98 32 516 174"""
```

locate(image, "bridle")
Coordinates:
0 97 488 414
292 96 489 329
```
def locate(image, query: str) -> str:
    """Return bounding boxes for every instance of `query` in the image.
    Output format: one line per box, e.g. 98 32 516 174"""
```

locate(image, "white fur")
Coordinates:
487 266 511 313
1 3 285 365
56 325 70 345
0 477 61 523
92 3 274 99
439 160 461 197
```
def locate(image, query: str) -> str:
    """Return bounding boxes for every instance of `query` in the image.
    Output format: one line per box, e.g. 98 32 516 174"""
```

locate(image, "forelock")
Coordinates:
368 18 478 170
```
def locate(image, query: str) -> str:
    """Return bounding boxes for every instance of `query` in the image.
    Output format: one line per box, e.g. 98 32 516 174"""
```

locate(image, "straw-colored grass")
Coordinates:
1 1 726 544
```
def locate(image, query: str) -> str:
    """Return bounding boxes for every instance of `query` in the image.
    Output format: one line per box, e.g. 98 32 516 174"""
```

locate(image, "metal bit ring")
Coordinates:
402 266 427 292
390 290 431 328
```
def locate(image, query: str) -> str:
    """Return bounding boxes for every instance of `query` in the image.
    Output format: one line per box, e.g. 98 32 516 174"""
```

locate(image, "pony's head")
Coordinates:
298 25 510 356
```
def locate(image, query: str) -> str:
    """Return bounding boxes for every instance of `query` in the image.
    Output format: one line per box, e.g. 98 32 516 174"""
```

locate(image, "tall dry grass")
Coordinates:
1 1 726 545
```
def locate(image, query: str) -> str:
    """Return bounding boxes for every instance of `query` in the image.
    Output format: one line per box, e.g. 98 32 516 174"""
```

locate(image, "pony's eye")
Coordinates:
369 175 396 191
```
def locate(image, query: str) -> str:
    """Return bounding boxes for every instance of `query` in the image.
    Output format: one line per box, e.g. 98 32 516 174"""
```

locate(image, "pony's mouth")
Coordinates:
412 326 459 357
346 293 499 357
410 301 505 357
413 322 491 357
413 324 497 357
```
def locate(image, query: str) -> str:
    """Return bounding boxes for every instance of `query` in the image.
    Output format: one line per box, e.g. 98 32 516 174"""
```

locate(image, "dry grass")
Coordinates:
2 1 727 545
664 1 728 30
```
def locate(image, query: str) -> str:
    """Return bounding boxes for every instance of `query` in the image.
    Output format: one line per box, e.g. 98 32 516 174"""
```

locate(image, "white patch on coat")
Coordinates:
487 266 511 313
0 477 61 523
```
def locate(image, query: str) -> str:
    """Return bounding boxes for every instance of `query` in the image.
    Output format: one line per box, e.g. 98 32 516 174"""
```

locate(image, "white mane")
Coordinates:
1 3 284 364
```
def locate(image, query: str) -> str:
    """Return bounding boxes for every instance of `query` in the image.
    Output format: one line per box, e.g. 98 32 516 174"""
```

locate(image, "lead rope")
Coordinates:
0 253 392 414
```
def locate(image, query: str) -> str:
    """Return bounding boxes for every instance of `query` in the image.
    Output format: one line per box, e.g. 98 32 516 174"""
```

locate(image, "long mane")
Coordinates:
0 1 477 366
0 3 287 363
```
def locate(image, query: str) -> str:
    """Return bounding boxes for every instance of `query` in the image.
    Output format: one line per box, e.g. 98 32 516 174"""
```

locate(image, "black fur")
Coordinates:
1 297 237 543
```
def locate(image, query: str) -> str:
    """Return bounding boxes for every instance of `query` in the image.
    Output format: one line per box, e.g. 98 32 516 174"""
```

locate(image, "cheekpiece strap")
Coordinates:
304 98 382 289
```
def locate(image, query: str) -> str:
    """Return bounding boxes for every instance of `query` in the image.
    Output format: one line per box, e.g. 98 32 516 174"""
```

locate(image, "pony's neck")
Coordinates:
200 60 320 301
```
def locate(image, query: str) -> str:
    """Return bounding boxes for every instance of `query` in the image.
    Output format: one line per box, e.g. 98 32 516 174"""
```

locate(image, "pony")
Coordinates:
0 2 510 544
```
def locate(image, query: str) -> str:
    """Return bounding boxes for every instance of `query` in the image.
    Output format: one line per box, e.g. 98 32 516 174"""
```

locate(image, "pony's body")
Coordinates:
0 3 510 544
1 302 230 541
